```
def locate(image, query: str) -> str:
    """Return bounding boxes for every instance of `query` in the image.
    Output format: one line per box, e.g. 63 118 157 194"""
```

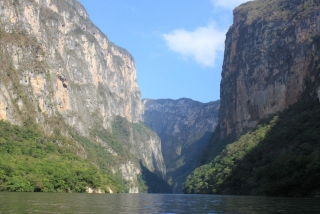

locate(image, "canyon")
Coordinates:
143 98 219 193
2 0 319 196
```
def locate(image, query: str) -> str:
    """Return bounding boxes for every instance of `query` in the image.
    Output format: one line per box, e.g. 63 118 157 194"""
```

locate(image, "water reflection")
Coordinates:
0 193 319 213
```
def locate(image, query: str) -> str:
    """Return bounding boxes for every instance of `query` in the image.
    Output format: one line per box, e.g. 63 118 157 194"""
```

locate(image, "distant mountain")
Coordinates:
143 98 219 193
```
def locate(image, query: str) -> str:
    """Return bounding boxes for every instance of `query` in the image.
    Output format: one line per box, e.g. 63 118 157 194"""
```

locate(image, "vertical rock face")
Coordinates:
129 122 166 178
184 0 320 196
0 0 142 133
143 98 220 192
119 161 140 193
0 0 165 192
219 0 320 140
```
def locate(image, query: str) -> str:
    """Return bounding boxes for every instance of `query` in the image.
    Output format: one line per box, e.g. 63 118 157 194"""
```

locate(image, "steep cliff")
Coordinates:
219 0 320 141
0 0 142 131
200 0 320 162
143 98 219 193
0 0 166 193
185 0 320 196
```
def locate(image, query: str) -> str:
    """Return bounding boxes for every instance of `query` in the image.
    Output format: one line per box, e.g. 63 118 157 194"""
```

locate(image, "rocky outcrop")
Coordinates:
218 0 320 140
0 0 165 192
119 161 140 193
143 98 220 193
131 126 166 178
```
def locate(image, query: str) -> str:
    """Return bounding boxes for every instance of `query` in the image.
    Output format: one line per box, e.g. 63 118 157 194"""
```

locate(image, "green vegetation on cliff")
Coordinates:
0 0 171 194
0 120 125 193
183 99 320 197
0 116 171 193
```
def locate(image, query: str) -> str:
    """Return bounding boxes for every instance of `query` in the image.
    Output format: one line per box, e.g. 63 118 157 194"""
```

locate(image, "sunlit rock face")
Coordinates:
143 98 220 193
0 0 142 133
135 133 166 179
219 0 320 140
0 0 166 192
119 161 140 193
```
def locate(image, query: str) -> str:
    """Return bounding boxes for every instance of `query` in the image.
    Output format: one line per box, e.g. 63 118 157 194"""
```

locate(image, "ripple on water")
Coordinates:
0 193 320 213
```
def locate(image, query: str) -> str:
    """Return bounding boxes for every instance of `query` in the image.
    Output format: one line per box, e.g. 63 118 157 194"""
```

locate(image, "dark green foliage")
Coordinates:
70 132 129 193
139 161 172 194
184 99 320 197
198 126 234 166
111 116 131 150
0 120 123 193
166 131 212 192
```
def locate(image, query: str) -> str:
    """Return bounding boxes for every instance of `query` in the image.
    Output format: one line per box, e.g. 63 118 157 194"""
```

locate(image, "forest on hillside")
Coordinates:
183 99 320 197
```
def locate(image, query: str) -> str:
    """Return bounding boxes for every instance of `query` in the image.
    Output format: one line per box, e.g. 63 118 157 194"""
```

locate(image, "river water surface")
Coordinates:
0 193 319 213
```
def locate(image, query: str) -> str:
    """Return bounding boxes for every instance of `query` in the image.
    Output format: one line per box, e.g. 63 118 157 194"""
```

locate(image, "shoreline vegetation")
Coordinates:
0 120 123 193
0 117 172 194
183 99 320 197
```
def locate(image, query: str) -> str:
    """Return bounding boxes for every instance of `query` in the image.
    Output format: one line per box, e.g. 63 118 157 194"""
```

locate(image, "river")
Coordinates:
0 193 319 213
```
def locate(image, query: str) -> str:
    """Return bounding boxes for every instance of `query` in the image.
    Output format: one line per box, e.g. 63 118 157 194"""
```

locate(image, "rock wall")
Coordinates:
0 0 165 192
219 0 320 140
185 0 320 196
143 98 220 192
119 161 140 193
0 0 142 133
132 130 166 178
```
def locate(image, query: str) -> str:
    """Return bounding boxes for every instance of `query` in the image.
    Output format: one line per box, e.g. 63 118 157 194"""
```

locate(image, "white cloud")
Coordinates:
162 23 226 67
211 0 252 10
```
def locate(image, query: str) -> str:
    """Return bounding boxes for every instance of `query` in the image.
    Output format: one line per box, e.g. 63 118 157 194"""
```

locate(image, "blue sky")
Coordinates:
78 0 251 103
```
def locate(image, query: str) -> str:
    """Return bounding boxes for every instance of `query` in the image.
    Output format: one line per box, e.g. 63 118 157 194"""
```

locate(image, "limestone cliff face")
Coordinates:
128 121 166 178
219 0 320 140
143 98 220 193
0 0 141 131
0 0 165 192
119 161 140 193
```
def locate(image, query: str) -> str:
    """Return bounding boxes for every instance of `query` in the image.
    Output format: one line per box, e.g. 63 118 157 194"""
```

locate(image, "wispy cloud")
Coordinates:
162 23 226 67
211 0 252 10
